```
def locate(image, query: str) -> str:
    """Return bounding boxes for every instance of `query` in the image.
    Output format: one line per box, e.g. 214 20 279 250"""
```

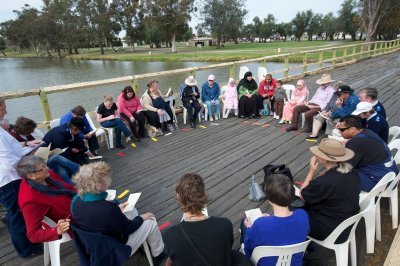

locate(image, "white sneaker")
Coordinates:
275 115 280 120
279 119 285 124
209 117 214 122
214 115 219 121
126 137 131 142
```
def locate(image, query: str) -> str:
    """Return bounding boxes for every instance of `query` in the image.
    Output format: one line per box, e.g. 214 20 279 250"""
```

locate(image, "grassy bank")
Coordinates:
1 40 364 62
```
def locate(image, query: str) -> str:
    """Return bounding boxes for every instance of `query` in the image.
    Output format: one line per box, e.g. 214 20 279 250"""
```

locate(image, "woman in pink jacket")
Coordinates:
280 80 309 123
117 86 146 141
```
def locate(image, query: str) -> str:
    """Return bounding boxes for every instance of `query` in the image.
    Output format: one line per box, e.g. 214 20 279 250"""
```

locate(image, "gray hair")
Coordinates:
73 162 112 196
336 162 353 174
17 156 46 178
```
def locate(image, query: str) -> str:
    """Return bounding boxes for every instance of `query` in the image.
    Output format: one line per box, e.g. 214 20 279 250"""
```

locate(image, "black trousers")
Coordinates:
183 101 202 123
120 112 146 138
238 95 258 117
143 109 173 129
87 134 100 153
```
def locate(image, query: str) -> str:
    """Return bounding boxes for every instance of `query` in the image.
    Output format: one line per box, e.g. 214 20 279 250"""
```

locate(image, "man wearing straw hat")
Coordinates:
286 74 335 133
181 76 202 128
300 138 360 242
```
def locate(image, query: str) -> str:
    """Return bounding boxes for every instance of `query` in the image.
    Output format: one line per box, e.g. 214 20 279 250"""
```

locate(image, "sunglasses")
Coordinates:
338 127 351 132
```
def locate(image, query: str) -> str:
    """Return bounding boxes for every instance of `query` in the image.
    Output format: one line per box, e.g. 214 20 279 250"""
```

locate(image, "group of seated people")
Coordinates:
0 68 398 265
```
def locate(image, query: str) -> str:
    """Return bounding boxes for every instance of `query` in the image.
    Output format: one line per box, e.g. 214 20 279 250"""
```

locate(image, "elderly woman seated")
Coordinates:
71 162 165 263
17 156 75 243
163 173 250 266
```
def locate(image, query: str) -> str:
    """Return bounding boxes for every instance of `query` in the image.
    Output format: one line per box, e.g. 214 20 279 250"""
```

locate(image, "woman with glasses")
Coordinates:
17 156 75 243
280 80 309 124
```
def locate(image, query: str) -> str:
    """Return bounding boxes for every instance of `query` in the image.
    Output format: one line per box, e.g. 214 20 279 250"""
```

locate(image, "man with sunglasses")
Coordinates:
337 115 398 192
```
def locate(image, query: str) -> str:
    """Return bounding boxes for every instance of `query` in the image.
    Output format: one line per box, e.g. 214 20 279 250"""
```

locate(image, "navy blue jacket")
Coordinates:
374 101 386 119
42 124 88 154
366 112 389 143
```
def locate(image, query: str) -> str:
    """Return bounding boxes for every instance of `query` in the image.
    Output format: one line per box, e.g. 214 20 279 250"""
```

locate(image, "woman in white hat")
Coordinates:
300 138 360 243
181 76 202 128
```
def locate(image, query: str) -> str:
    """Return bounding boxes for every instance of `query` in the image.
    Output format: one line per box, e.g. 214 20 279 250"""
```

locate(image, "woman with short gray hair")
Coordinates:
71 162 165 263
17 155 75 243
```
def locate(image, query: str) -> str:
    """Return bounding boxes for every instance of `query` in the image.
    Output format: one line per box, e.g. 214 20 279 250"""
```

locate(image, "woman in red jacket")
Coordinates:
17 156 76 243
117 86 146 141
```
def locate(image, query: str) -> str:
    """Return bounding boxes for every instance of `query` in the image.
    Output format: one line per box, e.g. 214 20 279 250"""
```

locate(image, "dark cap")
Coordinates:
335 85 353 95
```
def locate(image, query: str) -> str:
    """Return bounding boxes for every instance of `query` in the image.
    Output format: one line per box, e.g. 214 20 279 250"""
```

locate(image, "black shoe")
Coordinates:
306 135 318 139
153 251 167 265
285 126 298 132
116 144 126 149
190 122 196 128
248 114 255 119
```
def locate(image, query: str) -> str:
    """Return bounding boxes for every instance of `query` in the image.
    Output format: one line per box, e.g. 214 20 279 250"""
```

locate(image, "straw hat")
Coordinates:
316 74 335 85
185 76 197 86
352 102 374 115
309 138 354 162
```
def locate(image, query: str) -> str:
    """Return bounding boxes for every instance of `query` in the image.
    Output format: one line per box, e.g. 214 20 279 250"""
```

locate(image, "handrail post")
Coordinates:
190 69 196 77
373 42 377 56
319 51 323 69
367 42 371 57
230 64 235 79
284 55 289 78
132 78 139 96
352 46 356 60
343 47 347 63
383 42 387 53
39 88 52 123
303 53 308 74
332 48 336 67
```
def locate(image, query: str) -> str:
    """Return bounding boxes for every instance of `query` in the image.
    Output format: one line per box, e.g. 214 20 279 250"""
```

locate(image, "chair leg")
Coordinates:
364 207 376 253
376 200 382 241
103 133 110 150
204 106 208 121
44 242 50 266
142 241 154 266
350 235 357 266
301 113 306 128
391 189 398 229
334 244 349 266
183 108 187 124
49 242 61 266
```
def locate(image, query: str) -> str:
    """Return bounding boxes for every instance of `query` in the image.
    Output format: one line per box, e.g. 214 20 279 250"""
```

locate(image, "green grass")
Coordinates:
1 40 367 62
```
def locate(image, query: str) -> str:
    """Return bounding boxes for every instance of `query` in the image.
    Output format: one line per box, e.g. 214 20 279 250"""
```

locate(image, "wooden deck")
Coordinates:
1 51 400 265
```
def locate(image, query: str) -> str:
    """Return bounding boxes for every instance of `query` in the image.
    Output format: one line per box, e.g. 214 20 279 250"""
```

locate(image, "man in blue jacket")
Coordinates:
60 105 99 154
201 74 221 121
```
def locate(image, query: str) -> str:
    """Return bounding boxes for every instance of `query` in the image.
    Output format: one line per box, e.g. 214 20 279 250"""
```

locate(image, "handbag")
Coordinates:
179 224 212 266
249 175 266 202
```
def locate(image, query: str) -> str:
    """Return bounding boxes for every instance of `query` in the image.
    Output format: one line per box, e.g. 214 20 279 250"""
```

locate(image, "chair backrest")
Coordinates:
250 240 311 265
389 139 400 165
32 128 45 140
257 67 268 82
85 113 98 131
359 172 395 210
323 210 365 245
239 66 250 80
71 224 131 266
164 95 176 109
389 126 400 144
50 118 61 129
281 84 295 101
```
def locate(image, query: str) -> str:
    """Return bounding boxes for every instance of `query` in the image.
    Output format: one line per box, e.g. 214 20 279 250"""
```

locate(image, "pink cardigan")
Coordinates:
117 93 142 118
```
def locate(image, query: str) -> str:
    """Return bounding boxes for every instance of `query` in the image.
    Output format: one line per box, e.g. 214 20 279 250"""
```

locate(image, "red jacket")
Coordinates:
18 171 76 243
258 78 277 97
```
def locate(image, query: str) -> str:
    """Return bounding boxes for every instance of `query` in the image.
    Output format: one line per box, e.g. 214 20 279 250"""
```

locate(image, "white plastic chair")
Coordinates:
85 113 110 149
32 129 45 140
142 240 155 266
50 118 61 129
359 172 395 253
95 107 115 149
249 240 311 265
281 84 295 102
389 126 400 144
239 66 250 80
257 67 268 83
42 216 72 266
308 210 366 266
202 101 221 121
183 104 203 125
164 95 178 127
300 91 310 128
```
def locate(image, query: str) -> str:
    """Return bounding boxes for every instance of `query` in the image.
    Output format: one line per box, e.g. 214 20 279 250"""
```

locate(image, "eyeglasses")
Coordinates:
31 165 48 173
208 80 214 82
337 127 351 132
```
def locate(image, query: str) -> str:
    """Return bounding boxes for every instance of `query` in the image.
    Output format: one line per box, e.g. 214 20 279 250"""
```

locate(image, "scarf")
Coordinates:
237 71 258 92
26 177 76 198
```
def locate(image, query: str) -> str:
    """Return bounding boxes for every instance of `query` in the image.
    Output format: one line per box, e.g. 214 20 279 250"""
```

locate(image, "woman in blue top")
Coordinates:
241 174 309 266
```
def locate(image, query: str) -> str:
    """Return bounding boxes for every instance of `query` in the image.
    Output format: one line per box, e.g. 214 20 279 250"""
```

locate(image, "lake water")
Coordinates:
0 58 316 122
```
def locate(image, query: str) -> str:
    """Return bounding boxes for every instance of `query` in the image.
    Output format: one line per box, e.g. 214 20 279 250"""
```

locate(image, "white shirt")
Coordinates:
0 126 23 187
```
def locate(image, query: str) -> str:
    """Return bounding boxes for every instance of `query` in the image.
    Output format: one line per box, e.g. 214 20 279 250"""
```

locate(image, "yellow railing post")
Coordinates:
190 70 196 77
284 55 289 78
303 53 308 73
332 48 336 66
39 88 52 123
319 51 323 69
230 64 235 79
132 78 139 96
367 42 371 57
343 47 347 63
352 46 356 60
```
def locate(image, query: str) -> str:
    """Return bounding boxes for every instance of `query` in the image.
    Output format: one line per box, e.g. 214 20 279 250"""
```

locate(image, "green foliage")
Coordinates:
291 10 313 41
338 0 359 40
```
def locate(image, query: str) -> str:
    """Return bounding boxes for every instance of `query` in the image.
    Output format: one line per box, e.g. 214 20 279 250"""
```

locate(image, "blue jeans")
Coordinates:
47 154 79 185
0 180 34 257
101 118 131 146
204 100 220 119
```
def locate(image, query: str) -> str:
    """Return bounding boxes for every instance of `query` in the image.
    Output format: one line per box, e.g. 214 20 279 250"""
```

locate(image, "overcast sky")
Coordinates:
0 0 345 27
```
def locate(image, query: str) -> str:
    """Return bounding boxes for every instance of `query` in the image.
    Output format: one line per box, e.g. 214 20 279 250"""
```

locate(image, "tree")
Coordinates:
252 16 262 42
291 10 313 41
0 37 6 56
275 22 292 40
338 0 359 40
307 14 323 40
360 0 400 42
259 14 276 42
113 0 141 50
322 12 337 41
377 0 400 39
200 0 247 48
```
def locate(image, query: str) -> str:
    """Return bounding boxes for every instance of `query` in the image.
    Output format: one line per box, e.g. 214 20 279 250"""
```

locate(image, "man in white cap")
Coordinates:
181 76 202 128
286 74 335 132
201 74 221 121
352 101 389 143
